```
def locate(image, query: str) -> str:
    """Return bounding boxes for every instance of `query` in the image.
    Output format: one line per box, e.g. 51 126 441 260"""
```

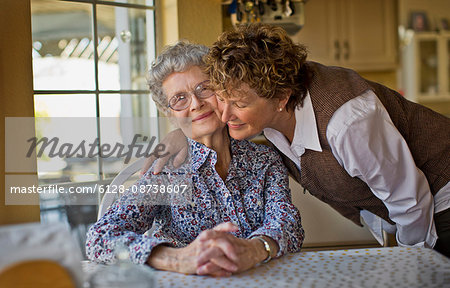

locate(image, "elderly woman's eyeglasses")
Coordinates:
168 80 215 111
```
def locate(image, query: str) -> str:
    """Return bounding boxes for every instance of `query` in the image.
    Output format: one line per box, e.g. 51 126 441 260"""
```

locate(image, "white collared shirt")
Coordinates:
264 90 450 248
264 92 322 170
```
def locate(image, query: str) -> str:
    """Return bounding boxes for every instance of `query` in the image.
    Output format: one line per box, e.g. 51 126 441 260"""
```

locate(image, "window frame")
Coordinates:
32 0 158 215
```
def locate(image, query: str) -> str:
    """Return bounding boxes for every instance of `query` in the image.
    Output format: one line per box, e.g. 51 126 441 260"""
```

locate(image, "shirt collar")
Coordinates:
264 91 322 157
187 137 244 180
187 137 217 171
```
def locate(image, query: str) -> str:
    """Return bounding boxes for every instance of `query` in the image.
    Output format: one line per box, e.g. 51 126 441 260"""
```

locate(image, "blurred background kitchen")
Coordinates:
1 0 450 257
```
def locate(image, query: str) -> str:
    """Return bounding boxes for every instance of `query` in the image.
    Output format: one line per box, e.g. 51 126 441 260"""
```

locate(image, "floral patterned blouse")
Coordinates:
86 138 304 265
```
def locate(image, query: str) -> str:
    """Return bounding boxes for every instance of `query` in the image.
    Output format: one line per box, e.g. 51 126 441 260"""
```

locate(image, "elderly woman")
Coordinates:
85 41 304 276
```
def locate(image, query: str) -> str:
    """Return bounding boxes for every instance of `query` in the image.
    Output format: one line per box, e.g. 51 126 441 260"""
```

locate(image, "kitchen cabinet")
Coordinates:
293 0 397 71
403 32 450 105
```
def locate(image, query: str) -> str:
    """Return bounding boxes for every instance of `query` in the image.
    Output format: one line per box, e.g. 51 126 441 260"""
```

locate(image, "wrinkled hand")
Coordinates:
148 222 239 277
196 224 265 275
140 129 188 176
175 222 240 276
173 237 216 275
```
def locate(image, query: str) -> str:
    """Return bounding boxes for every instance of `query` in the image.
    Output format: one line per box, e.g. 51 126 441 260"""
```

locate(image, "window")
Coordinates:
31 0 157 256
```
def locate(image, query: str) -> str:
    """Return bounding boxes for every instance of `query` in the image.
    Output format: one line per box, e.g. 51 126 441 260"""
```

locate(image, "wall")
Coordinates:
178 0 222 45
157 0 222 49
359 71 398 91
0 0 40 225
157 0 179 50
290 180 377 247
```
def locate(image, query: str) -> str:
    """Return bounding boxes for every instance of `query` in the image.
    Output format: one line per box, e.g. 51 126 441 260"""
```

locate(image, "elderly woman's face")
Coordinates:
163 66 224 140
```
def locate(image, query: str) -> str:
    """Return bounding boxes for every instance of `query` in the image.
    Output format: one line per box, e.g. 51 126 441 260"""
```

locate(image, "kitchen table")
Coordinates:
82 246 450 288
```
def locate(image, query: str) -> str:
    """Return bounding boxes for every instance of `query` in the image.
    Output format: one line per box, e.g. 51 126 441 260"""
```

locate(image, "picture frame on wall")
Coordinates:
410 11 429 31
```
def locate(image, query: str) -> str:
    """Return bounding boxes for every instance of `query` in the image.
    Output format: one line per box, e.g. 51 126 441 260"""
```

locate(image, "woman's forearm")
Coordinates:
146 245 179 271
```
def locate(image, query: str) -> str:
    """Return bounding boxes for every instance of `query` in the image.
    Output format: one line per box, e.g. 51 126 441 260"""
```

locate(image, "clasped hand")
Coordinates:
171 222 264 277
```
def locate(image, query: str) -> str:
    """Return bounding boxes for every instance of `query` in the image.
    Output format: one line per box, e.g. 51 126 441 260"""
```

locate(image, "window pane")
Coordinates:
34 95 99 185
34 94 97 117
99 94 159 179
419 40 438 95
99 93 156 117
97 5 155 90
32 0 95 90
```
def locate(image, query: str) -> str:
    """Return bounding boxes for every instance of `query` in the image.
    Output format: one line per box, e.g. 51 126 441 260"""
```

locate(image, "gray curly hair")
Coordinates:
147 41 209 115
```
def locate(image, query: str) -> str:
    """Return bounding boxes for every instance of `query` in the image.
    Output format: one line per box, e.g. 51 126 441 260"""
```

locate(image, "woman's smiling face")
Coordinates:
163 66 224 141
216 82 281 140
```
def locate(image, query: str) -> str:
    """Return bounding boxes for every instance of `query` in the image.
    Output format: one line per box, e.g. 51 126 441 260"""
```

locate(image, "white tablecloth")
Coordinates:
83 247 450 288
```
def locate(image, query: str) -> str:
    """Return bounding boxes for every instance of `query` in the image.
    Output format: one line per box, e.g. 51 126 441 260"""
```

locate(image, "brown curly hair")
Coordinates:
204 23 311 111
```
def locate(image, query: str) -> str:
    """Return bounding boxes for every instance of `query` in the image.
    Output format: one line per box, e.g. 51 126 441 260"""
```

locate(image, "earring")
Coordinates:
278 107 283 112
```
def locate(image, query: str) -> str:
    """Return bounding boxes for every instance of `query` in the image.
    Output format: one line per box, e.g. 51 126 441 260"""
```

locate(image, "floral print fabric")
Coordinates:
86 138 304 264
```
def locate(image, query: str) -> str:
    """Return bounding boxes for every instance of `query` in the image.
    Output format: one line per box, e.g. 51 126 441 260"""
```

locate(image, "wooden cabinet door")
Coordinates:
340 0 397 71
293 0 339 66
293 0 397 71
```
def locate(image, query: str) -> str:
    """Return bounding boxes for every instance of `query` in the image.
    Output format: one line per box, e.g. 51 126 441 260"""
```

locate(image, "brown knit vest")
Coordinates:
271 62 450 226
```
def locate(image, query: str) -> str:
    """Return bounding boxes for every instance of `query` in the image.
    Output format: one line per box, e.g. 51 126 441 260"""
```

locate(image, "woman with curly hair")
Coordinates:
203 23 450 259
